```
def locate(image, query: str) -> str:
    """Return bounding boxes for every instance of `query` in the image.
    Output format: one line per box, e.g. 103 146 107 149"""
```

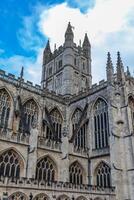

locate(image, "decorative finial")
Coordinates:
106 52 114 83
126 66 131 76
54 43 56 51
116 51 125 84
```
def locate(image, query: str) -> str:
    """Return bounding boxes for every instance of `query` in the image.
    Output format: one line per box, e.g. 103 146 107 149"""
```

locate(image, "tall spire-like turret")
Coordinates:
106 52 114 83
126 66 131 76
43 40 52 64
64 22 74 47
116 52 125 84
82 33 91 58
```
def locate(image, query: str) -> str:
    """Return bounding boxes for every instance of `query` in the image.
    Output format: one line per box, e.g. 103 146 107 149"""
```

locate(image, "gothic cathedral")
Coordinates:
0 22 134 200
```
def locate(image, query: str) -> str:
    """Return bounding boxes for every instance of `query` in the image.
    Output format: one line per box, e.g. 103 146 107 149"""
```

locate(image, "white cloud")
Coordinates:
38 0 134 82
1 0 134 84
0 48 43 84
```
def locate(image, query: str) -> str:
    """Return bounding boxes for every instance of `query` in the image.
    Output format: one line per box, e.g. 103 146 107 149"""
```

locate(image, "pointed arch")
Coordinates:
71 108 87 150
36 155 57 182
57 194 70 200
0 88 12 128
33 193 50 200
70 106 83 121
0 86 14 102
76 196 87 200
20 98 39 134
9 192 28 200
46 107 63 142
94 161 111 188
0 148 24 178
49 106 64 120
93 97 109 149
69 161 84 185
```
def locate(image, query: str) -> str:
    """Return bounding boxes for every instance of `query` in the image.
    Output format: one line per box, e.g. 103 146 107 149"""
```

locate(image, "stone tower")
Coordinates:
41 22 92 96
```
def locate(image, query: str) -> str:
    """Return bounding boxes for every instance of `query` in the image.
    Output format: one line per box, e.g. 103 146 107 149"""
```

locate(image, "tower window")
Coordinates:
74 58 77 65
58 60 62 69
48 66 52 76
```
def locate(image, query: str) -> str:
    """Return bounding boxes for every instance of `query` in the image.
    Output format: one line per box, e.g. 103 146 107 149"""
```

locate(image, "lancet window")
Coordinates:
94 98 109 149
96 162 111 188
0 150 21 178
9 192 27 200
69 161 83 185
36 156 56 182
0 89 10 129
20 99 38 134
46 108 62 142
72 108 87 150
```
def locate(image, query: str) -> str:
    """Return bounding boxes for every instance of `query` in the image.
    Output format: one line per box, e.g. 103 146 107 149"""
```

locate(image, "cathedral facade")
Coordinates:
0 22 134 200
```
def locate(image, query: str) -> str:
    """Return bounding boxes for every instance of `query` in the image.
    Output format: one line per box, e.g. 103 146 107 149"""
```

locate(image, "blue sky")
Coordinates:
0 0 134 84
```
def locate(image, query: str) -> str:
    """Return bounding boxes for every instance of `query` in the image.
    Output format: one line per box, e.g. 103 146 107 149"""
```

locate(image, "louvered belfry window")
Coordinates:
94 98 109 149
0 89 10 129
0 150 20 178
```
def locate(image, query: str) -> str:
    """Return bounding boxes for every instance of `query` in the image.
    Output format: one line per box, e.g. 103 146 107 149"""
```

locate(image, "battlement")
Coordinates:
0 176 115 195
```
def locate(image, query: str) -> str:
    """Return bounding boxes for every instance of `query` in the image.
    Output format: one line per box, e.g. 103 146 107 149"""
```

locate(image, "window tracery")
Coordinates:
33 193 49 200
0 89 10 129
72 108 87 150
36 156 56 182
0 150 21 178
20 99 38 134
57 195 70 200
9 192 27 200
94 98 109 149
96 162 111 188
69 161 83 185
46 108 62 142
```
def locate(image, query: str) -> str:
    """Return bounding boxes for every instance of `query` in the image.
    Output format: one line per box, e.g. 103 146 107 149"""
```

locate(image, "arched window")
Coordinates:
0 150 21 178
46 108 62 142
128 96 134 131
36 156 56 182
95 162 111 188
9 192 27 200
20 99 38 134
94 98 109 149
72 108 87 150
69 161 83 185
76 197 87 200
33 193 49 200
0 89 10 128
57 195 70 200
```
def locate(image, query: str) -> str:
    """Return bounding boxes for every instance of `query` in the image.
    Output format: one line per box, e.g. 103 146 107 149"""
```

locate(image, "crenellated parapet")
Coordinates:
0 176 116 196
